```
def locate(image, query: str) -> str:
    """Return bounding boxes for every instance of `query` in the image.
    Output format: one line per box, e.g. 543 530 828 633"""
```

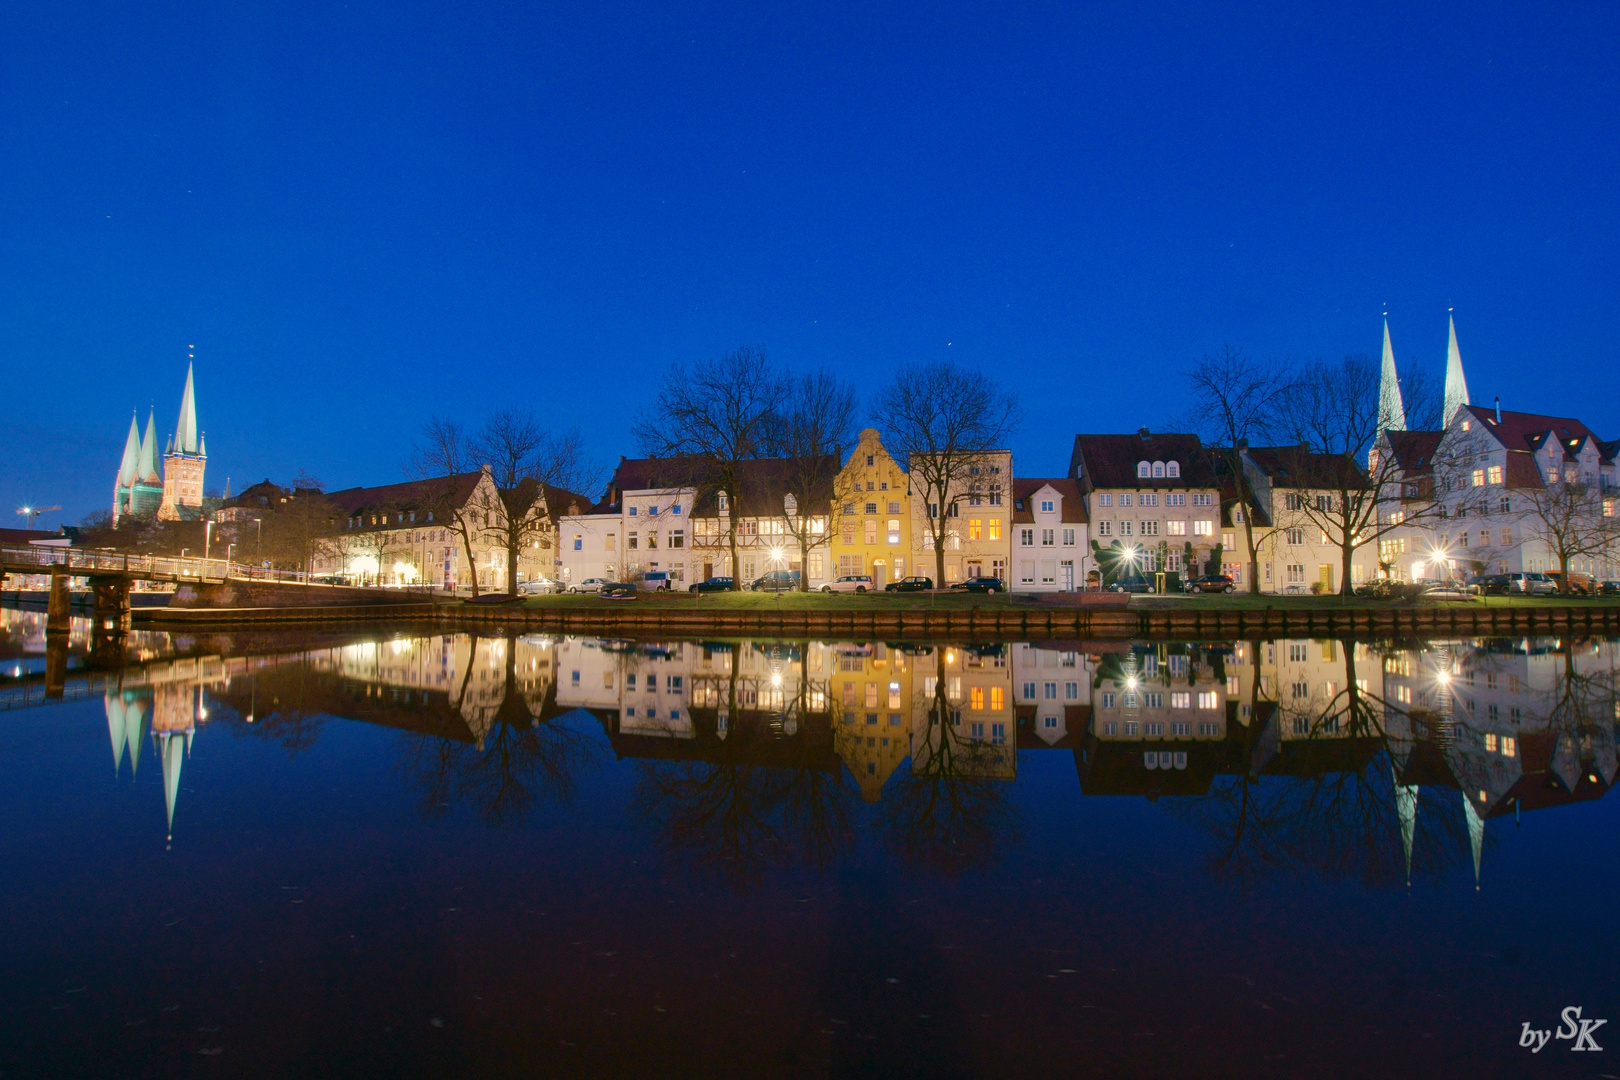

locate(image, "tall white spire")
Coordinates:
1463 794 1484 891
174 359 200 455
116 414 141 488
1443 312 1471 426
106 694 128 775
137 410 160 483
159 731 186 844
1378 318 1407 432
1396 778 1418 887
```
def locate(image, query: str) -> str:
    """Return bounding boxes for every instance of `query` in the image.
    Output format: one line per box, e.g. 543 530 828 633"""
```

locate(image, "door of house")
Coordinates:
1318 564 1333 591
873 560 887 587
1060 560 1074 591
966 560 982 579
703 561 713 580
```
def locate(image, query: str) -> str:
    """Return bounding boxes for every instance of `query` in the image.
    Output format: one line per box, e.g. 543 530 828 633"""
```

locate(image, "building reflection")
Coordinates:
22 612 1612 888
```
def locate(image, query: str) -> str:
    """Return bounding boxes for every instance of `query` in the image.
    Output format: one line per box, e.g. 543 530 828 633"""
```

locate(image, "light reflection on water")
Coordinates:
2 603 1618 1077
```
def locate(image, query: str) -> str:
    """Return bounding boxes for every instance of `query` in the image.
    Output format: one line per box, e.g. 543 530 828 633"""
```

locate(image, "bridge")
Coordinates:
0 545 312 634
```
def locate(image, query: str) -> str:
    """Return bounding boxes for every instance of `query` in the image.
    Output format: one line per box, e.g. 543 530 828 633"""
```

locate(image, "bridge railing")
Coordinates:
0 547 311 585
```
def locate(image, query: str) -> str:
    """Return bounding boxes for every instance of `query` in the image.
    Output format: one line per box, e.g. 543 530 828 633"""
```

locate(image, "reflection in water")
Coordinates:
6 602 1616 892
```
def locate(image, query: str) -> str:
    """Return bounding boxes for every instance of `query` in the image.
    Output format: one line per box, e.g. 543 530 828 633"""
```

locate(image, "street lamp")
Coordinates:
204 520 213 561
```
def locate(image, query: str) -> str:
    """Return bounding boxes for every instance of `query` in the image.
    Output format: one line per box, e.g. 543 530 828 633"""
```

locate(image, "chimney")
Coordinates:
1137 427 1151 440
1495 396 1502 423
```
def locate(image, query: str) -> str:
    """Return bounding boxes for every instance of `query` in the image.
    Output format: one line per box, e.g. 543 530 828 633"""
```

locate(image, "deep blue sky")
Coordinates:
5 1 1618 526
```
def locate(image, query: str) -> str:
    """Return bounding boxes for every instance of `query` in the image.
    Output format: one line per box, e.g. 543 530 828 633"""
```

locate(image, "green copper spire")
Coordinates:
117 413 141 488
174 361 200 455
137 409 161 484
1443 312 1471 426
1378 318 1407 433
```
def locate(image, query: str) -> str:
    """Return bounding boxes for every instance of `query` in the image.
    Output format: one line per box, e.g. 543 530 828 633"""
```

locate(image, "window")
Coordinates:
629 507 638 516
1167 462 1180 477
1193 520 1213 536
1097 521 1112 536
865 501 877 515
1020 561 1034 583
1167 520 1185 535
1023 681 1037 699
1120 494 1132 506
1098 494 1112 506
573 535 582 551
1487 465 1503 484
1101 692 1115 709
1500 528 1512 546
648 505 658 516
1167 493 1185 506
671 504 681 514
1171 691 1190 709
1119 520 1133 536
866 454 875 467
864 519 877 544
968 519 983 540
1043 682 1057 700
1472 469 1486 487
1192 493 1213 506
1153 461 1165 477
1062 528 1074 545
1141 493 1158 506
628 531 638 549
1041 528 1054 546
1286 564 1305 584
1499 496 1511 513
1137 462 1151 478
970 687 985 710
1040 500 1054 512
1198 691 1218 710
1141 521 1159 536
888 519 900 544
887 501 900 514
987 519 1001 540
990 687 1004 710
1286 528 1304 546
1021 528 1034 546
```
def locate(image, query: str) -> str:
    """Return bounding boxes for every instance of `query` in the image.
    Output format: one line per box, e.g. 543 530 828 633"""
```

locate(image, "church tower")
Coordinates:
1442 311 1471 426
158 352 207 521
1377 317 1407 433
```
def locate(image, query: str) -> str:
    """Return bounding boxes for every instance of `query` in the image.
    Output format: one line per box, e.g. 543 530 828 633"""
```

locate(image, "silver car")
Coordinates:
1507 572 1557 595
821 574 873 594
568 578 608 594
516 577 556 595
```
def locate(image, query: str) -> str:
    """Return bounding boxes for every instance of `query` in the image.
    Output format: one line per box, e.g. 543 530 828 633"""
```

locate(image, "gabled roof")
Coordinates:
1069 431 1218 490
1011 478 1088 524
1464 406 1613 464
1243 446 1368 489
504 478 598 520
609 455 837 517
1383 430 1445 475
326 470 486 516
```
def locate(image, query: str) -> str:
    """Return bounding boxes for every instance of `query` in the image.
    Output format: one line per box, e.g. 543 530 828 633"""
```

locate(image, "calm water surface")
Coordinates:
2 607 1617 1079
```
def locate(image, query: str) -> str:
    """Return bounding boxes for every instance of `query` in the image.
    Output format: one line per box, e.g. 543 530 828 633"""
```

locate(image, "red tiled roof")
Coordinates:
325 470 486 515
1011 478 1088 523
1243 446 1368 489
610 455 838 517
1465 406 1612 463
1069 431 1218 490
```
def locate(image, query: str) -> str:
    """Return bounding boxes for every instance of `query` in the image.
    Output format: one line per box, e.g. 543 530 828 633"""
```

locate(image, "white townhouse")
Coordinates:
1008 478 1088 592
1069 430 1223 585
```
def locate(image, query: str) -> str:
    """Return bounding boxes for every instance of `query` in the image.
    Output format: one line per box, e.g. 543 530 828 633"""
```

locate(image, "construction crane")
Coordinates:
16 505 60 529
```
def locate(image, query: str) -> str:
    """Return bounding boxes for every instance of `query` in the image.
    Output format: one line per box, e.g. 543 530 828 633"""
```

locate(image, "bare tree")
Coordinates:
258 470 337 575
1279 356 1446 594
1180 345 1290 594
1515 479 1620 593
874 361 1022 586
773 371 857 590
635 346 789 590
473 409 593 594
410 417 485 596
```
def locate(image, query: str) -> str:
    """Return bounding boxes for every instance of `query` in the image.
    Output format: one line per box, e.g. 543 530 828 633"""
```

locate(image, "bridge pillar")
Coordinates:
46 569 72 636
44 633 68 699
90 574 134 633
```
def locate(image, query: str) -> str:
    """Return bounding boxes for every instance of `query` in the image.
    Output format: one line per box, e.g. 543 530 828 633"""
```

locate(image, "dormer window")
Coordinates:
1167 461 1180 478
1152 461 1165 478
1137 461 1151 478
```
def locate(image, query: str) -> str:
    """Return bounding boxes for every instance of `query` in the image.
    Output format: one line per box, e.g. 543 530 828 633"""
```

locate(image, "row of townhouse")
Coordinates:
303 466 595 588
1372 403 1620 583
550 424 1399 593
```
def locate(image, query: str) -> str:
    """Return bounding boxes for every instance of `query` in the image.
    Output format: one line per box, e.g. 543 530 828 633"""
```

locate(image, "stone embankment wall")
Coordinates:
168 581 430 610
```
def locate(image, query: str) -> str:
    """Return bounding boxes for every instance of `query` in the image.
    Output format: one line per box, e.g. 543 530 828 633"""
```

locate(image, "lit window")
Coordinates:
990 687 1004 710
988 519 1001 540
970 687 985 710
968 519 983 540
1487 465 1503 484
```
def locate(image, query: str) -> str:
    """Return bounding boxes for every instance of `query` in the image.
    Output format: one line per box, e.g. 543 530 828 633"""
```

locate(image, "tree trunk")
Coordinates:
1340 533 1355 596
460 521 480 597
729 524 741 591
799 532 811 592
507 543 519 598
1558 550 1570 594
1241 508 1259 595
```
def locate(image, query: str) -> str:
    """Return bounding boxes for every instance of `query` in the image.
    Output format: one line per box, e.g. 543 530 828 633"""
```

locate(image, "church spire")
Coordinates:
137 410 160 484
1378 318 1407 432
173 359 200 455
117 413 141 488
1463 794 1484 891
1395 777 1418 887
1443 312 1471 426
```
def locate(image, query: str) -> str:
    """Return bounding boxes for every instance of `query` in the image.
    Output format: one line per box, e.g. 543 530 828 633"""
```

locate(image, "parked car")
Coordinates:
1107 576 1154 594
1600 580 1620 596
638 571 674 592
1468 574 1510 595
1182 574 1236 594
884 576 934 592
689 576 735 593
598 582 637 600
950 576 1005 593
516 576 556 595
1509 572 1557 595
822 574 873 594
1546 571 1596 595
568 578 608 594
749 569 800 592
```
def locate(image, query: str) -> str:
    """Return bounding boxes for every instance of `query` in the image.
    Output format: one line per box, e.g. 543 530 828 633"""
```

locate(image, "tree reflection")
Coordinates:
873 650 1017 877
1173 638 1469 889
631 642 856 889
397 634 604 825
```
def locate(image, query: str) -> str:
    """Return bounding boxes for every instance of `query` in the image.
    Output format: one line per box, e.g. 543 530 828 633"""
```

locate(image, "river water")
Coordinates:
1 607 1616 1078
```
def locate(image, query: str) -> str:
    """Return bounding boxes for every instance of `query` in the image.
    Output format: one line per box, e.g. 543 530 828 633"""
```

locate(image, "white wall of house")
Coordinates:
1085 487 1220 575
1010 483 1088 593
